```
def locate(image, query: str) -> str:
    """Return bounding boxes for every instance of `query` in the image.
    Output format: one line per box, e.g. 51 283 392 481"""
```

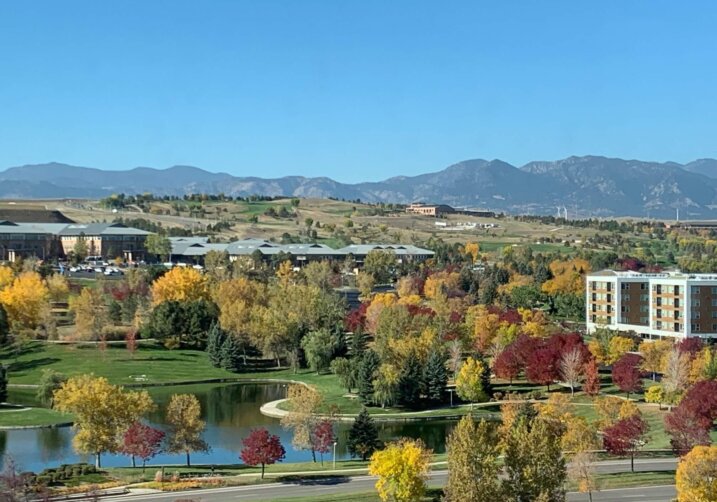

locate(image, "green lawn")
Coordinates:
0 406 72 427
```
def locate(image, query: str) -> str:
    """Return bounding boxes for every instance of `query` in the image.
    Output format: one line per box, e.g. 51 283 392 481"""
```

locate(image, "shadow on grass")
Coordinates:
8 357 61 373
276 475 350 486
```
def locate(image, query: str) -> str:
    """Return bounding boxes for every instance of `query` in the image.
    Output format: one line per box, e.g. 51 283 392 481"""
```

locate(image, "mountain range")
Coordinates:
2 156 717 218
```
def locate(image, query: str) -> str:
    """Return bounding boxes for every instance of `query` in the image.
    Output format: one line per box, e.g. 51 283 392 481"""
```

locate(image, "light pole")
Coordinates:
332 441 337 470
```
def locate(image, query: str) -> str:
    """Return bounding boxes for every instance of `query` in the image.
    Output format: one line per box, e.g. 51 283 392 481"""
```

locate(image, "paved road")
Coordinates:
103 458 678 502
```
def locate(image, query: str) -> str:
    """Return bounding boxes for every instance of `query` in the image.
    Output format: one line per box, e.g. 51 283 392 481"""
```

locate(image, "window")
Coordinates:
640 283 647 290
692 311 701 319
657 309 663 318
675 299 680 308
591 315 597 323
692 324 701 332
607 283 612 292
656 298 662 306
675 311 682 319
712 287 717 295
591 282 597 291
640 294 649 302
674 286 681 295
712 323 717 331
606 316 612 324
592 304 596 312
621 305 630 313
693 299 701 307
607 294 612 303
640 305 649 312
592 293 597 301
640 317 649 324
656 321 663 329
621 283 629 290
607 305 612 313
692 286 701 295
620 316 629 324
675 322 681 332
622 294 631 301
655 285 663 294
713 311 717 319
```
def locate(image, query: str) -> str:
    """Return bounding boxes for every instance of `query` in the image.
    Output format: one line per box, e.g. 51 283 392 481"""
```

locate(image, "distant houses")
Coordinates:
405 202 496 219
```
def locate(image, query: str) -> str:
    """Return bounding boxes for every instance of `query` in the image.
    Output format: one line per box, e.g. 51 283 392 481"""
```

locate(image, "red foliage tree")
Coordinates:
611 353 644 398
548 332 590 363
582 357 601 396
311 419 336 465
240 428 286 478
121 422 165 471
677 337 704 360
526 346 560 391
603 415 649 472
511 334 539 368
345 303 368 332
664 404 712 455
493 347 522 384
678 380 717 423
125 330 138 358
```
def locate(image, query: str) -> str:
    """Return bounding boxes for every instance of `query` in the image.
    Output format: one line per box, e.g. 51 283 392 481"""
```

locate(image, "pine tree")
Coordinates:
444 416 502 502
348 327 367 358
0 364 7 403
220 334 242 372
357 350 380 404
422 351 448 404
398 351 424 408
476 353 492 398
206 323 226 368
347 408 380 461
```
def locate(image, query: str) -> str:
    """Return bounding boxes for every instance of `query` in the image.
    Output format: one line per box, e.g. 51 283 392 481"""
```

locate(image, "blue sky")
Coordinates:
0 1 715 182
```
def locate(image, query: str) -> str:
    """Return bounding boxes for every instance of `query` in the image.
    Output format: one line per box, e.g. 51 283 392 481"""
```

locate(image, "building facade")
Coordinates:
0 221 150 262
405 203 455 217
586 270 717 339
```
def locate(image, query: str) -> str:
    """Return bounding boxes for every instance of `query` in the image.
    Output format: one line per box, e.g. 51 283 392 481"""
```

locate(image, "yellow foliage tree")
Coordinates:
538 393 574 423
151 267 209 305
53 375 154 468
644 385 664 409
70 287 109 341
541 258 590 296
455 357 488 407
276 260 296 286
369 438 432 502
607 336 635 365
562 415 599 454
46 273 69 303
423 271 460 300
396 276 419 298
465 305 500 353
463 242 480 263
676 445 717 502
639 339 672 380
0 266 15 290
165 393 209 467
365 292 397 333
0 271 50 331
593 396 625 430
519 308 550 338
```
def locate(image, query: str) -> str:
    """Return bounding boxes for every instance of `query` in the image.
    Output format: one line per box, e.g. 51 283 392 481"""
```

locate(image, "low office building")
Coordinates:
168 238 435 267
405 203 456 217
586 270 717 339
0 221 150 262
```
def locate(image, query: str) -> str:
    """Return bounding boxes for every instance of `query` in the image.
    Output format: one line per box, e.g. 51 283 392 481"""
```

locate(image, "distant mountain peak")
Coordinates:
2 156 717 218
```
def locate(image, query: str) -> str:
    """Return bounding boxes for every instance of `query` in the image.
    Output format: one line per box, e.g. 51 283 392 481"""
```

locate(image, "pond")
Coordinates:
0 383 458 472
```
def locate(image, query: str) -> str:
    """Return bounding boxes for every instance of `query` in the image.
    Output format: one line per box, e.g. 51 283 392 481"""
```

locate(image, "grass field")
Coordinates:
0 406 71 427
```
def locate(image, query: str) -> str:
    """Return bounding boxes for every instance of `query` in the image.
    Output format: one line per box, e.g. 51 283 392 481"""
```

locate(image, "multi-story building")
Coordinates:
586 270 717 339
0 221 150 262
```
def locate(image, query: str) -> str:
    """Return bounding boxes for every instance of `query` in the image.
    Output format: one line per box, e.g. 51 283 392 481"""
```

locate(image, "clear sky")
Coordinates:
0 1 715 182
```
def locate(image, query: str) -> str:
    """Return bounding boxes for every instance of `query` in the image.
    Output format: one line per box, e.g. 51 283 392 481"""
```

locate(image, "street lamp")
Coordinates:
332 441 338 470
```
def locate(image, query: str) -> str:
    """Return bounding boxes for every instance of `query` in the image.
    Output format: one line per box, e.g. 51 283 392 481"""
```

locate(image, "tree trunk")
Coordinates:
142 460 146 473
186 450 191 467
95 452 101 469
131 455 136 469
311 448 316 463
261 463 265 479
588 489 593 502
630 451 634 473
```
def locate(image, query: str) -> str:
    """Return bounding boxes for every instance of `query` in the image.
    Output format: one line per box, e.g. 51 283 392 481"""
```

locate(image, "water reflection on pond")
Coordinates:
1 383 457 472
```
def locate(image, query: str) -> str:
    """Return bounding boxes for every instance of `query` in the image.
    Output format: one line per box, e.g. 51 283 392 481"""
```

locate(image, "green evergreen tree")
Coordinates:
357 350 380 404
397 350 423 408
348 327 367 358
0 304 8 347
475 354 492 398
0 364 7 403
206 323 226 368
347 408 380 461
422 350 448 404
220 334 242 372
